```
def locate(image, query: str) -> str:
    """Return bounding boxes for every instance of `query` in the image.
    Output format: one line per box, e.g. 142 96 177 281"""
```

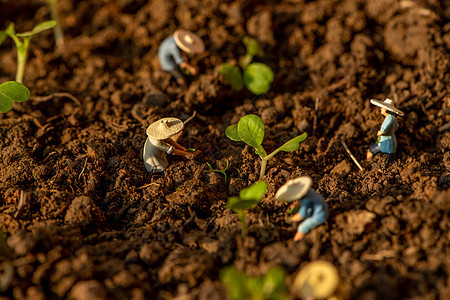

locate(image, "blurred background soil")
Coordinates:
0 0 449 299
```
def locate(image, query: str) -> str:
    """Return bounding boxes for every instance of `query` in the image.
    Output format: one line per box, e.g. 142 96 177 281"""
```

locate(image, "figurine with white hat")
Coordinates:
366 98 405 161
143 117 200 174
275 177 328 241
158 30 205 87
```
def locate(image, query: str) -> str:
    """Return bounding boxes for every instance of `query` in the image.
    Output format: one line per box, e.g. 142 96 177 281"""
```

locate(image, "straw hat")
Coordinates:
174 30 205 54
370 98 405 116
293 261 340 299
146 117 184 140
275 177 312 202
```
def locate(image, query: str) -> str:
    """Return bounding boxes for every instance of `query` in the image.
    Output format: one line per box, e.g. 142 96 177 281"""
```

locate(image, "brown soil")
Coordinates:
1 0 449 299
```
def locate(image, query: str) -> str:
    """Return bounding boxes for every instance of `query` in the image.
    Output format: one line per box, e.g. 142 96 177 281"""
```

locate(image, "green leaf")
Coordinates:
240 181 267 201
278 133 308 152
237 114 264 150
0 81 30 113
16 20 57 37
227 196 260 211
219 63 244 91
225 124 242 141
0 31 7 45
243 62 274 95
243 36 264 58
262 267 286 295
220 266 251 300
4 23 21 47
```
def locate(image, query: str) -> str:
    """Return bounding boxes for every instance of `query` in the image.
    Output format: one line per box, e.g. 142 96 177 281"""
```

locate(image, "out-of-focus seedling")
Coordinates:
47 0 64 46
220 37 274 95
220 265 288 300
226 114 307 179
226 181 267 237
0 21 56 83
205 159 230 184
0 230 14 293
0 81 30 113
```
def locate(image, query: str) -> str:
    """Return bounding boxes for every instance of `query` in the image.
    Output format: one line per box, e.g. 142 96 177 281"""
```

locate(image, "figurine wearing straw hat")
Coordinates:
366 98 405 161
158 30 205 87
143 117 200 174
275 177 328 241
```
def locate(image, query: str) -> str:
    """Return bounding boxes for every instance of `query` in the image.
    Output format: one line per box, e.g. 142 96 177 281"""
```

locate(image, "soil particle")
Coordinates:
67 280 107 300
64 196 105 227
139 241 167 267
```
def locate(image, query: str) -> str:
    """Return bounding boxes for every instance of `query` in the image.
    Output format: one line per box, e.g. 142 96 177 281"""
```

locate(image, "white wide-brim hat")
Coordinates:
146 117 184 140
174 30 205 54
293 261 340 299
370 98 405 116
275 176 312 202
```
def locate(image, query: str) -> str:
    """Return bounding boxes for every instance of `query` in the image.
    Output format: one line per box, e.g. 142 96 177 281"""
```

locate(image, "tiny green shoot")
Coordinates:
0 81 30 113
219 37 274 95
205 159 230 184
0 21 57 83
187 148 196 152
226 114 307 179
226 181 267 237
47 0 64 46
220 265 288 300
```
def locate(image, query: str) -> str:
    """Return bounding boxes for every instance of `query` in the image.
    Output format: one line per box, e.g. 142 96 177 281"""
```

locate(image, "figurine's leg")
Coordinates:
170 69 187 87
366 150 373 160
293 231 305 241
367 144 380 160
295 218 323 240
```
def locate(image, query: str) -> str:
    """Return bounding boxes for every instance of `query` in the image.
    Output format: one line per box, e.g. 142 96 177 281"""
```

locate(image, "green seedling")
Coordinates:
187 148 196 152
0 21 57 83
0 230 14 293
220 265 288 300
226 114 307 179
0 81 30 113
47 0 64 46
205 159 230 184
227 181 267 237
219 37 274 95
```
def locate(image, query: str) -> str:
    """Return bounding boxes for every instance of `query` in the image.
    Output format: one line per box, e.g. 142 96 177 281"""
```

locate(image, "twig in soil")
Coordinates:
14 190 31 219
438 122 450 132
137 182 160 189
78 157 88 181
313 97 320 135
183 110 197 124
341 137 364 171
30 92 81 106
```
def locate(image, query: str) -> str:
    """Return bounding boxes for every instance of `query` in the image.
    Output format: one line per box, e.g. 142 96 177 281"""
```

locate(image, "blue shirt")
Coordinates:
158 36 185 71
378 114 398 154
299 189 328 223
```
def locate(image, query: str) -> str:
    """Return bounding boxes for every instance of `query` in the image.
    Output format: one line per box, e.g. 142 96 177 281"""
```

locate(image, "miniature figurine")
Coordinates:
143 117 199 175
158 30 205 87
275 177 328 241
366 98 405 161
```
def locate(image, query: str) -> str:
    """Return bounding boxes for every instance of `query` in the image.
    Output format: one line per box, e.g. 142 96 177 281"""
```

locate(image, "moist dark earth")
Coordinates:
0 0 449 299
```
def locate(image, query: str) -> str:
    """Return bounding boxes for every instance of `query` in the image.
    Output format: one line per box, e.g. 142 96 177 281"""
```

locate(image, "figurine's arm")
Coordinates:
172 148 194 159
166 138 188 151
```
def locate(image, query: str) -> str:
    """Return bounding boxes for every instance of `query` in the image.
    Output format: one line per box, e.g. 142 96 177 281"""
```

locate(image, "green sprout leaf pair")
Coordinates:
226 181 267 237
0 21 56 83
220 265 287 300
205 159 230 184
0 81 30 113
219 37 274 95
226 114 308 179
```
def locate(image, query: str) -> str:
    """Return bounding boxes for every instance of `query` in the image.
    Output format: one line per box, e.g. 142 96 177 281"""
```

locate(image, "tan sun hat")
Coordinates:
275 176 312 202
370 98 405 116
174 30 205 54
293 261 340 299
146 117 184 140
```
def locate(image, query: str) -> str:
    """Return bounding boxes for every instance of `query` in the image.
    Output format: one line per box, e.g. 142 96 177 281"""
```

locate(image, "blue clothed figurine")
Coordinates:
275 177 328 241
158 30 205 87
367 98 405 161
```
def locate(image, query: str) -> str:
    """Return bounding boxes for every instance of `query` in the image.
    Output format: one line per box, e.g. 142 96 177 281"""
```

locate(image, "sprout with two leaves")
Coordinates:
0 21 56 83
226 114 307 179
219 37 274 95
226 181 267 237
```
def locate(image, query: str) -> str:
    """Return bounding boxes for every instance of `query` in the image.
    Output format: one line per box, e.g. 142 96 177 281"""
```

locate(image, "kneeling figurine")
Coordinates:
276 177 328 241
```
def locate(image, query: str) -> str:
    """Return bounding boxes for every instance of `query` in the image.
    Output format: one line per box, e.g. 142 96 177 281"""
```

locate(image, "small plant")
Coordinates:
47 0 64 46
226 181 267 237
0 81 30 113
226 114 307 179
205 159 230 184
0 21 56 83
220 37 274 95
220 265 288 300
